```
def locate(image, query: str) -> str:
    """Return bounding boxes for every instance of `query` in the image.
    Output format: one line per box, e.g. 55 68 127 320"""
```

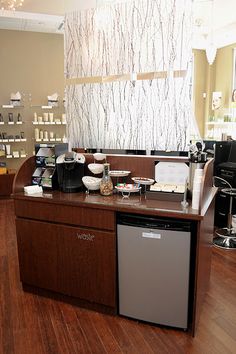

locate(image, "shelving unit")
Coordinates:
0 104 27 171
32 106 67 145
205 120 236 140
0 95 67 173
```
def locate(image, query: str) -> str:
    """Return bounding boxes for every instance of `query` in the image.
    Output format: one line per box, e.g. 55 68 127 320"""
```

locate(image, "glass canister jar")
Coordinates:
100 163 113 196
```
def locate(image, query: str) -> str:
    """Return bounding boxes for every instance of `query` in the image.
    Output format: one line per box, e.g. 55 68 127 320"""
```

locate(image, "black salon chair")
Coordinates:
213 177 236 249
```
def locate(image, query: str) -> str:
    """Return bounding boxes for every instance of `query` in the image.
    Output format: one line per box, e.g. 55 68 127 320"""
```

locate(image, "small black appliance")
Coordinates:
56 151 85 193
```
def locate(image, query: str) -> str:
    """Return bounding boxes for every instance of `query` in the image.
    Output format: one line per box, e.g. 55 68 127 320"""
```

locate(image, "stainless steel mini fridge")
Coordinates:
117 213 191 330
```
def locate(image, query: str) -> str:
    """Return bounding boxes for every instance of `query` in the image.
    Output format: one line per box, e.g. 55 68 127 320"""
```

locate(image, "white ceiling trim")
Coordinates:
0 9 64 34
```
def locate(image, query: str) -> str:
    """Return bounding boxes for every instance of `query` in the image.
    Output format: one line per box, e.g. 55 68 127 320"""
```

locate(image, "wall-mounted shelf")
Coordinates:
30 105 61 109
0 139 27 143
1 105 24 109
6 154 27 159
35 138 62 142
206 121 236 125
4 121 24 125
31 105 53 109
32 121 66 125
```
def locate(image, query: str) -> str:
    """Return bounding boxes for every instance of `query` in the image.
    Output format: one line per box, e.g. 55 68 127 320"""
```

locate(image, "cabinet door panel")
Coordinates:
15 218 116 307
16 218 58 291
57 225 116 307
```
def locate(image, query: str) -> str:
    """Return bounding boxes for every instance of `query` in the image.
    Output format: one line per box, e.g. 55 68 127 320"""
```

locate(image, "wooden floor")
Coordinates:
0 199 236 354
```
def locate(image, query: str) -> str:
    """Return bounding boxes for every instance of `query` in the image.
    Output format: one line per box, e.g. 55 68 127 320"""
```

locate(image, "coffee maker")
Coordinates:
56 151 85 193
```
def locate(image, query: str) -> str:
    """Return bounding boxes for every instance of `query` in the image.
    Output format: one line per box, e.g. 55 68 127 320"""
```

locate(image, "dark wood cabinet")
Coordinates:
15 209 116 309
13 156 217 336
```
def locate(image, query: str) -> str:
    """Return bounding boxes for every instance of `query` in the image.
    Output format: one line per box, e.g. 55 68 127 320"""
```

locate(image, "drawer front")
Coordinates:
14 199 115 231
16 218 116 307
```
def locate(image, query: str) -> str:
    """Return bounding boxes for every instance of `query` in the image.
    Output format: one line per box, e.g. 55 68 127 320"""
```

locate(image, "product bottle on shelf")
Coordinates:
100 163 113 196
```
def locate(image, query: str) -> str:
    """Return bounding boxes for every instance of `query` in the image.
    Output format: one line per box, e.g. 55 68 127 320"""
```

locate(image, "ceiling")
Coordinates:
0 0 235 49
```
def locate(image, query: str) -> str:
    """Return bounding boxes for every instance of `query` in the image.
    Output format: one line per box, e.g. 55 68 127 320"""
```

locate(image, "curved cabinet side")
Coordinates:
13 156 35 194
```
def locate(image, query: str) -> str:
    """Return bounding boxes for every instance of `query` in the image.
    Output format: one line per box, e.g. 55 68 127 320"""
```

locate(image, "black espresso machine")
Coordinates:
56 151 85 192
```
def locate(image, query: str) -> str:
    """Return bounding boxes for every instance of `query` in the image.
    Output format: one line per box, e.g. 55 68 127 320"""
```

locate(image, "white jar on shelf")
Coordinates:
49 113 54 122
49 131 54 139
62 113 66 124
43 112 49 122
34 128 39 140
44 130 48 140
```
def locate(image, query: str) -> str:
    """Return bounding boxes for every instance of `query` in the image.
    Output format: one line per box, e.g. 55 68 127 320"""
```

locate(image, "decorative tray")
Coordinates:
115 184 141 197
131 177 154 185
109 170 131 177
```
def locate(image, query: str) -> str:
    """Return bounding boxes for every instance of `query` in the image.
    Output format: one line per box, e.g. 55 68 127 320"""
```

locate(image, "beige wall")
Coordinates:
0 29 64 170
0 29 64 103
214 44 235 107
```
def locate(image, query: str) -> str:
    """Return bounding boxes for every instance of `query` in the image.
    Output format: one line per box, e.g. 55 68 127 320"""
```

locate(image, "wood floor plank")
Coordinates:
60 304 93 354
119 317 156 354
75 307 108 354
0 199 236 354
104 314 137 353
87 311 123 354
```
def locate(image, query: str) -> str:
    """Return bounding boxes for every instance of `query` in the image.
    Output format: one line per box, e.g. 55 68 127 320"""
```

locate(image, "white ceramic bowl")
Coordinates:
82 176 101 190
88 163 104 175
93 153 106 161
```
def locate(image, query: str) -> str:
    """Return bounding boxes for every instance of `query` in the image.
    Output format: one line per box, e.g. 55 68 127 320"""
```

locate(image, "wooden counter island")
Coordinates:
12 155 216 337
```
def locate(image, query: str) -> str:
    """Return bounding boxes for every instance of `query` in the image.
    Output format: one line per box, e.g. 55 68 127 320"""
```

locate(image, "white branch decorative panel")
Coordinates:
65 0 195 151
65 0 192 78
66 76 193 150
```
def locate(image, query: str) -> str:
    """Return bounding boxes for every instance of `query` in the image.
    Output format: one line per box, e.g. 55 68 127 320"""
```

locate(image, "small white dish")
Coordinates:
88 163 104 175
82 176 101 191
131 177 154 185
109 170 131 177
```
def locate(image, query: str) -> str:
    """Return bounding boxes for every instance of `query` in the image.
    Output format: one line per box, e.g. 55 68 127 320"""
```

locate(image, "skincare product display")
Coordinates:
62 113 66 124
17 113 22 123
0 130 26 141
44 130 49 140
12 150 20 158
39 129 44 140
48 93 59 107
10 91 21 106
8 113 14 123
43 112 49 122
34 128 39 140
49 113 54 122
33 112 37 122
5 144 11 156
